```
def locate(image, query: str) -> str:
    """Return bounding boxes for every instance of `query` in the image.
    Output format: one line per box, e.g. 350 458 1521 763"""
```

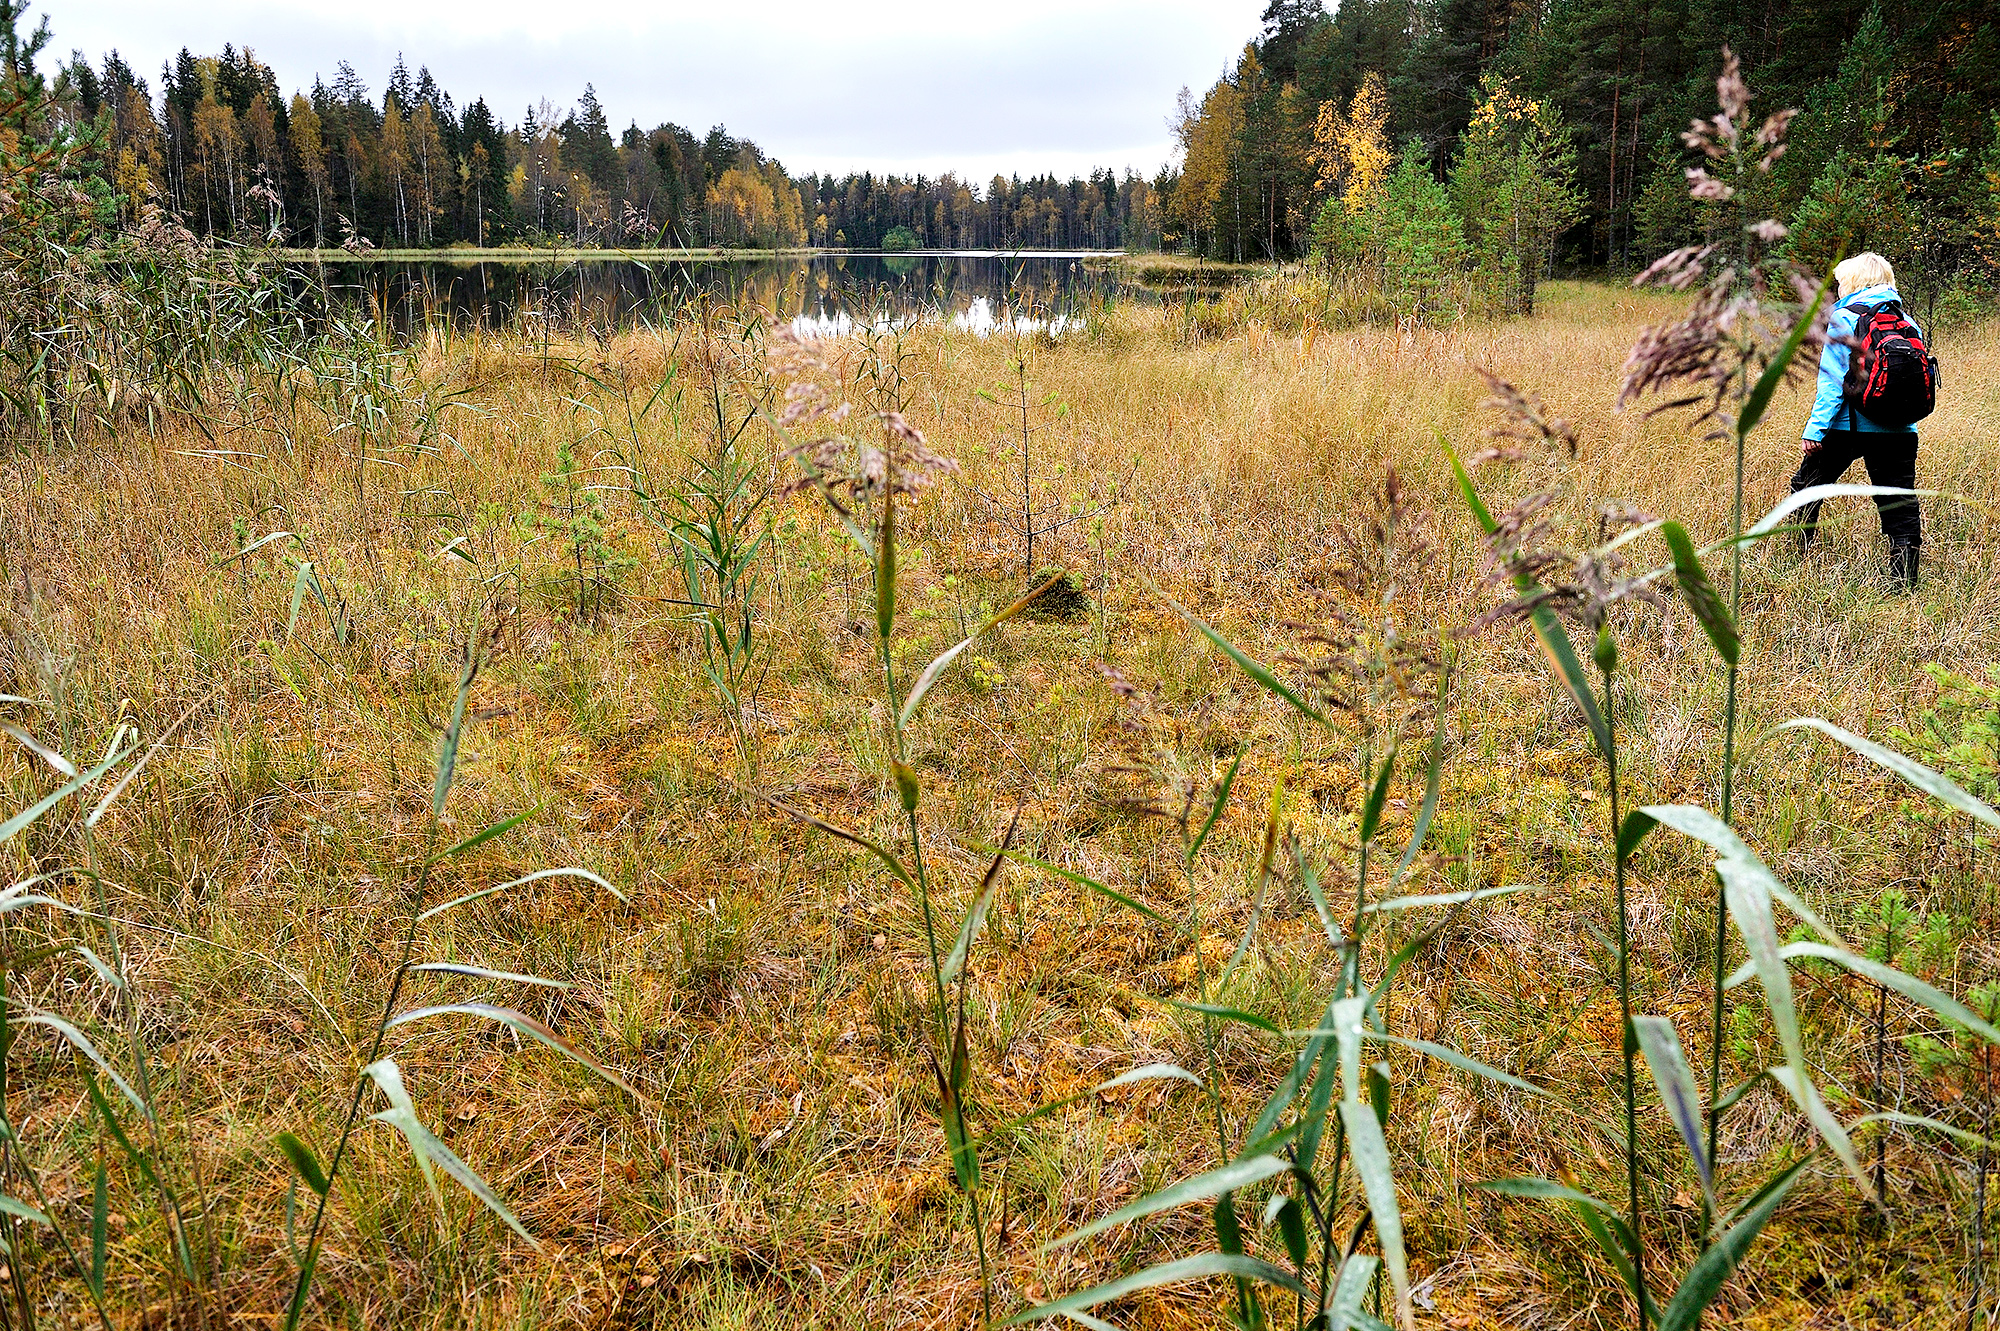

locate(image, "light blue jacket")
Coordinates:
1804 283 1921 441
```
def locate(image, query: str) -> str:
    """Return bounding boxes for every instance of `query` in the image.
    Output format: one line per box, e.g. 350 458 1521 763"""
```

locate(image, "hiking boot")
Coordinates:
1889 540 1920 592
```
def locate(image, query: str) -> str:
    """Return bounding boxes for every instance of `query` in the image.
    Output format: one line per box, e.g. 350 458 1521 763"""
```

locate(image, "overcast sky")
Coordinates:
43 0 1272 180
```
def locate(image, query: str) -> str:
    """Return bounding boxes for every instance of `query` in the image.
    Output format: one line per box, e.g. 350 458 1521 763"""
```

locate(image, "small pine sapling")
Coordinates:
529 436 633 626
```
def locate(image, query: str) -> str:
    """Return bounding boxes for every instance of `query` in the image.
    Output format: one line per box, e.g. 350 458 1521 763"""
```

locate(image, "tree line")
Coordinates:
1166 0 2000 296
45 34 1164 252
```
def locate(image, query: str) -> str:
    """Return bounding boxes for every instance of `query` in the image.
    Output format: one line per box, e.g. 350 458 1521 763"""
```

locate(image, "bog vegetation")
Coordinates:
4 11 2000 1331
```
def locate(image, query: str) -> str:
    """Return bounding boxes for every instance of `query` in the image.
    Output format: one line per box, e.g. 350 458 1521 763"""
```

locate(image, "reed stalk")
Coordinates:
1598 628 1650 1328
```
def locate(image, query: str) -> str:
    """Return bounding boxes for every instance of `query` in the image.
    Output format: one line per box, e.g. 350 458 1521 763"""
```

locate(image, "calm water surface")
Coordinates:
290 251 1141 336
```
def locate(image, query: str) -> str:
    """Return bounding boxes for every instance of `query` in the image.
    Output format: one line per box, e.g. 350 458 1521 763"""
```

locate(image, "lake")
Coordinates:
284 250 1144 337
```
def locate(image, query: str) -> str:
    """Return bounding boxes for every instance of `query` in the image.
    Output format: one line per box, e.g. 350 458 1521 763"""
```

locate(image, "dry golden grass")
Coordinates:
1 281 1997 1329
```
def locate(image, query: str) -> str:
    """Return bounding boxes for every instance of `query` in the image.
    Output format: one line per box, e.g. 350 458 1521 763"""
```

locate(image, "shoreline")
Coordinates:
257 246 1134 264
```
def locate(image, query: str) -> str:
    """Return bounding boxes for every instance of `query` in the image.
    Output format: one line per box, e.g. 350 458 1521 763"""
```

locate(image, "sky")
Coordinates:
44 0 1272 181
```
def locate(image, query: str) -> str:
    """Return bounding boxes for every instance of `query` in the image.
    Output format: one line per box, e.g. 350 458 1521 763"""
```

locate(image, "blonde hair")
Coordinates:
1834 252 1896 298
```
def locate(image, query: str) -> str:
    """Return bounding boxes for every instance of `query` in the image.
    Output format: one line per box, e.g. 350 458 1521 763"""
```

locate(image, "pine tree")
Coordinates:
1453 78 1583 314
1373 141 1471 318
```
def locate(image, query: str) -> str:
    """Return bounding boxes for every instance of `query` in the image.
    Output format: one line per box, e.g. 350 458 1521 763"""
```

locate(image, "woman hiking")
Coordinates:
1791 251 1938 590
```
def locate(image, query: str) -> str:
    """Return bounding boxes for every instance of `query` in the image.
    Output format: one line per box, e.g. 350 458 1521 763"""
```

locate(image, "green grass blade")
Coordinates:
1210 1190 1257 1324
1052 1312 1116 1331
1571 1197 1655 1322
899 635 977 729
1747 484 1931 538
1296 1027 1341 1175
929 1031 980 1191
85 1076 161 1192
765 794 917 890
87 690 220 828
1444 437 1498 532
19 1013 147 1120
1003 1252 1307 1325
1367 927 1440 1009
1154 584 1330 727
72 945 121 990
389 1003 636 1097
1268 1192 1309 1269
1329 1254 1389 1331
1715 1070 1770 1116
1484 1176 1651 1318
875 487 896 642
1773 943 2000 1044
1597 517 1668 559
1338 1100 1411 1329
1237 1122 1308 1168
1043 1154 1293 1251
1656 1155 1808 1331
1714 1149 1808 1232
361 1060 440 1207
1161 999 1282 1035
1247 997 1333 1147
1851 1110 1997 1152
980 1064 1202 1147
90 1159 107 1298
1479 1176 1651 1306
995 848 1172 925
901 571 1069 729
1302 853 1345 946
1359 750 1396 846
1713 856 1804 1062
0 1194 49 1225
286 560 313 638
1365 1031 1549 1098
1617 809 1657 863
1445 441 1610 756
1660 521 1738 666
275 1131 330 1196
1097 1063 1203 1090
1528 604 1613 760
1 721 76 777
1187 748 1245 868
1332 995 1368 1102
430 806 542 863
1388 713 1446 890
1475 1176 1616 1210
942 829 1016 985
418 866 626 921
1631 1015 1714 1203
432 632 480 818
1637 804 1844 943
1689 834 1870 1199
409 963 571 989
1736 275 1829 438
217 530 295 564
0 742 135 846
1768 1066 1869 1196
1219 775 1284 984
1361 884 1536 914
1777 717 2000 833
369 1101 538 1246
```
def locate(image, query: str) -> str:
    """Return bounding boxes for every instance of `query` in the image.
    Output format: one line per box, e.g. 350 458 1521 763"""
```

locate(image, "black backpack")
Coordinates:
1842 299 1939 428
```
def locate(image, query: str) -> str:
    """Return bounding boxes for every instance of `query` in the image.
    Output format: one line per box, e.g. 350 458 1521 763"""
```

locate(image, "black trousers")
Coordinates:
1789 429 1921 545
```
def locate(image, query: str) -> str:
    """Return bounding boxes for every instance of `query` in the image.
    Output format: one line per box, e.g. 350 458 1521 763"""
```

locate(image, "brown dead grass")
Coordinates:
0 281 1996 1328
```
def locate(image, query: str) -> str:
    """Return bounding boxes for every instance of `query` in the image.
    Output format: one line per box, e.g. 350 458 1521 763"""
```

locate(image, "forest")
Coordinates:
1171 0 1999 288
49 43 1165 252
30 0 2000 284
